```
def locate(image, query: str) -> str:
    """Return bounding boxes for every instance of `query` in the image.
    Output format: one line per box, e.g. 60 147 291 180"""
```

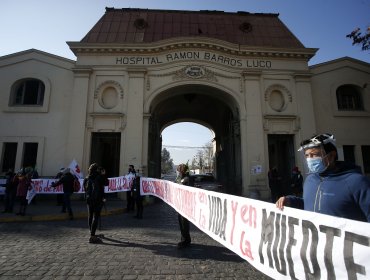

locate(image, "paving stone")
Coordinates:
0 201 272 280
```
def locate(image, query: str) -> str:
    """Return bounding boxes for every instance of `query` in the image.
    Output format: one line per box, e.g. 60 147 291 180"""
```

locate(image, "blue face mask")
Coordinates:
306 157 327 173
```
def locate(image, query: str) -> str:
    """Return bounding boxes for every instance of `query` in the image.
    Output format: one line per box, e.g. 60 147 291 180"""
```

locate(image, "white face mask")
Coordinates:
306 157 327 173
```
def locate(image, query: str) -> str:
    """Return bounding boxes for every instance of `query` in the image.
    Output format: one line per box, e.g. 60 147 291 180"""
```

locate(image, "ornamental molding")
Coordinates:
173 65 217 81
94 80 124 99
146 65 241 91
86 113 126 130
69 40 316 60
264 84 292 102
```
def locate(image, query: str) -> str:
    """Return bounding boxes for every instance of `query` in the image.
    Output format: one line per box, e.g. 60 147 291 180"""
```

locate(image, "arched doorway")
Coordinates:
146 84 242 195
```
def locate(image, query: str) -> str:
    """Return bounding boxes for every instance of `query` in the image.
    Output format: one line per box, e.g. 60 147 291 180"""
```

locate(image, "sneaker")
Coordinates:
89 236 103 244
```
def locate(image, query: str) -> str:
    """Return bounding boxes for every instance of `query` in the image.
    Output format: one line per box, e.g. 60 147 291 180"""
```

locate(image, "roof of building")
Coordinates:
80 8 305 49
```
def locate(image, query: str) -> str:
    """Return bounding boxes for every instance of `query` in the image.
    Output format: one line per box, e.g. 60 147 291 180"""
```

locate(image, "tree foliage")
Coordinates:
161 148 174 174
347 27 370 51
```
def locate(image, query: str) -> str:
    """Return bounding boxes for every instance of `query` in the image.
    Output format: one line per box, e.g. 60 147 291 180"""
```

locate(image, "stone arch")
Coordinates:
145 82 243 194
144 80 246 119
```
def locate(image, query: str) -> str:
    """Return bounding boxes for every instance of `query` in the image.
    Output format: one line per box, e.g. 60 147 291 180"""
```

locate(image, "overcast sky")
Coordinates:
1 0 369 164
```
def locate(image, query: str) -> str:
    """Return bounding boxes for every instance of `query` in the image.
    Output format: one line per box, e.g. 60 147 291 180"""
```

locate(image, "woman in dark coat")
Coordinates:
83 163 108 243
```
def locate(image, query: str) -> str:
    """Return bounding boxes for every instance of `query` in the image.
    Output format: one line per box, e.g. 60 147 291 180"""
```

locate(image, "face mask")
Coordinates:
306 157 327 173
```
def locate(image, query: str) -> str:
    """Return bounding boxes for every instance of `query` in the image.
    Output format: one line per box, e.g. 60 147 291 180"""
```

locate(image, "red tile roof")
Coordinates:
81 8 305 49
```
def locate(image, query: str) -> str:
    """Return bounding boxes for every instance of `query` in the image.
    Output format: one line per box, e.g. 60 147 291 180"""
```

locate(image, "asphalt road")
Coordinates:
0 200 273 280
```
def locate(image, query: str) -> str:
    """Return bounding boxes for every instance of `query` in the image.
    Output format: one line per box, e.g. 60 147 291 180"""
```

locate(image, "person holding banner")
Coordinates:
126 165 136 212
176 163 192 249
276 133 370 222
15 170 32 216
51 168 75 220
132 172 143 219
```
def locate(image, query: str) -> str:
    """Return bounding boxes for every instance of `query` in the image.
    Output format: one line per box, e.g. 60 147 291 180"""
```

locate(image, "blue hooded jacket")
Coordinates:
287 161 370 222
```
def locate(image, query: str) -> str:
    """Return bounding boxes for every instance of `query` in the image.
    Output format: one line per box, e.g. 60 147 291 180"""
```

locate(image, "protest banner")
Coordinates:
2 173 369 279
23 174 135 204
140 177 370 280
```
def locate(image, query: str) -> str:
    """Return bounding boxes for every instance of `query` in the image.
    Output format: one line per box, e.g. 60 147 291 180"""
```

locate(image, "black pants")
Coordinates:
126 191 134 211
4 191 16 212
62 192 73 217
178 214 191 243
135 195 143 218
87 202 103 236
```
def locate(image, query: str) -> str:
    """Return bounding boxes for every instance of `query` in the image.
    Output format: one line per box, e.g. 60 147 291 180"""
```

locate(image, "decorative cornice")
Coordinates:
68 39 317 60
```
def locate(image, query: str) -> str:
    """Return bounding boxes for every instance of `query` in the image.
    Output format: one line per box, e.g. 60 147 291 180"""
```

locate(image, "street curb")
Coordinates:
0 197 157 223
0 208 125 223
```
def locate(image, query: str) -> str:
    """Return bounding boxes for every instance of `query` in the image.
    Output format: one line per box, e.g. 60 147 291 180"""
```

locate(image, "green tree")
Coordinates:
347 27 370 51
161 148 174 174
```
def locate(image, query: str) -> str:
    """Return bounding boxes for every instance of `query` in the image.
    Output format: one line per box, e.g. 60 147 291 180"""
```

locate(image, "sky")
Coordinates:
1 0 369 164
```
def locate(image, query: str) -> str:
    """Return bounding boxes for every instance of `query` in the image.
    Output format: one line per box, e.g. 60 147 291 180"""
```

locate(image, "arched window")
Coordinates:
10 79 45 106
336 84 363 111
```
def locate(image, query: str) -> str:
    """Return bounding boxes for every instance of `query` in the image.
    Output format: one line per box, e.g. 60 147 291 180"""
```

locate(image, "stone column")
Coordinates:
142 113 151 176
123 69 146 172
242 72 266 198
294 74 316 142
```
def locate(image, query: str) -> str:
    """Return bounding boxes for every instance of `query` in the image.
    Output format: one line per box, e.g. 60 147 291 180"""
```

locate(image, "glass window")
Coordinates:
22 143 38 169
336 84 363 111
361 146 370 174
10 79 45 106
343 145 355 164
1 143 18 173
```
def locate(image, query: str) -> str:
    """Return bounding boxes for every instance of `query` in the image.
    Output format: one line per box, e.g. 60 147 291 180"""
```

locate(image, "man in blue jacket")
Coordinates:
276 133 370 222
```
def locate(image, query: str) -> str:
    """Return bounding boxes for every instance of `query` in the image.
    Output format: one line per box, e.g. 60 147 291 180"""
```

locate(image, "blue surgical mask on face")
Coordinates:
306 157 326 173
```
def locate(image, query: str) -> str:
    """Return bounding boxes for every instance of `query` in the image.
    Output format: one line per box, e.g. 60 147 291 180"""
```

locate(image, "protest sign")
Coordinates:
140 177 370 280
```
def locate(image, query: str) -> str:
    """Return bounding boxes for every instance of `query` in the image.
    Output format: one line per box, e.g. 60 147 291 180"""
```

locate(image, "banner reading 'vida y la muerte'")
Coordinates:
140 177 370 280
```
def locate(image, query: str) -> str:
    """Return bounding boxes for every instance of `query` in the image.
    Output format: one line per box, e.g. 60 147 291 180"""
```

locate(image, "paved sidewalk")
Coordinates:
0 200 273 279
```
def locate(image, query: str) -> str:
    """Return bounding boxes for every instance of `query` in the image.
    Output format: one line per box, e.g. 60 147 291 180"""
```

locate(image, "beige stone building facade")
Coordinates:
1 8 369 199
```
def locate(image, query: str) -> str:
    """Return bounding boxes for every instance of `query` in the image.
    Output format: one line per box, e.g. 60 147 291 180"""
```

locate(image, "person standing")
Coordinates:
51 168 75 220
176 163 192 249
83 163 108 243
133 172 143 219
276 133 370 222
55 168 65 206
15 170 31 216
126 165 136 212
2 169 16 213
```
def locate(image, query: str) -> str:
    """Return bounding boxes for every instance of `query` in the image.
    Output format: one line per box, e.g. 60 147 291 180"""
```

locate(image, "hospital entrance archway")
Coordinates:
147 84 242 195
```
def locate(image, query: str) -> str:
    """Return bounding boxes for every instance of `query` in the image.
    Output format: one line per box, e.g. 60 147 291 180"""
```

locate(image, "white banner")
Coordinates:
0 174 136 197
27 175 135 195
140 177 370 280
